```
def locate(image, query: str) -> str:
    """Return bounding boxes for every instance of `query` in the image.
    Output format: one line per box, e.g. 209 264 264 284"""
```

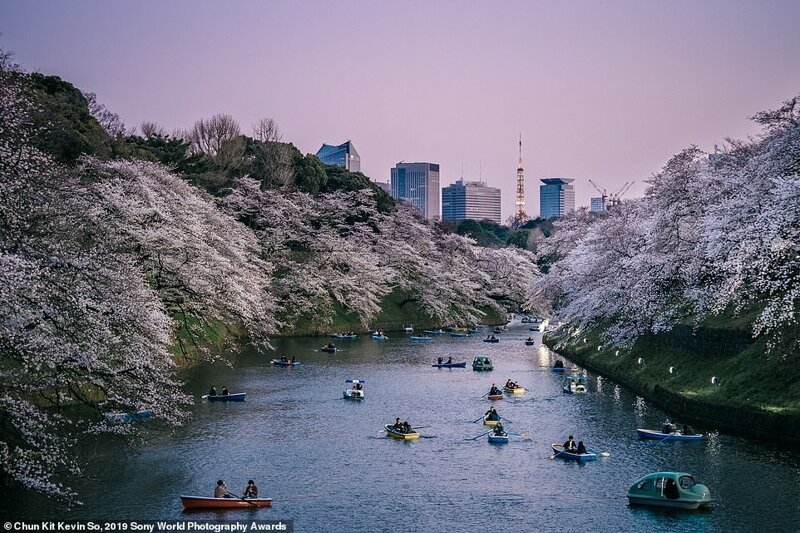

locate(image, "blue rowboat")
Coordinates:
551 443 598 461
410 336 433 341
423 329 446 335
636 429 704 441
371 335 388 341
450 332 470 338
320 346 337 353
271 359 302 366
202 393 246 402
488 432 509 444
432 361 467 368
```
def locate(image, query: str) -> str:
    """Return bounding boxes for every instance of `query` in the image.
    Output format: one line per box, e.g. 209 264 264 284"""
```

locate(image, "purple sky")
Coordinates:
2 0 799 219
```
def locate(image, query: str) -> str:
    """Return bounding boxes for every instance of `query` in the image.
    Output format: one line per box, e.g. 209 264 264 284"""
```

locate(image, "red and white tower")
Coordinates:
514 134 528 225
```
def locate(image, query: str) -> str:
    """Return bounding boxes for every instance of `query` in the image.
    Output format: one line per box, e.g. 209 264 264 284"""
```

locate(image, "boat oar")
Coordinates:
411 425 430 430
465 429 494 441
499 416 514 423
225 492 257 507
507 431 528 438
471 415 486 423
550 449 564 460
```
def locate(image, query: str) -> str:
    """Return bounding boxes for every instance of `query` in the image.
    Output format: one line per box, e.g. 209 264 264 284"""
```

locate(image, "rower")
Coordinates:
221 387 229 395
447 357 453 364
489 384 499 395
576 441 587 455
209 386 217 396
682 424 695 435
437 357 443 364
243 479 259 498
394 418 403 430
485 407 500 421
505 379 513 388
554 360 564 368
291 355 296 363
563 435 577 453
402 420 412 433
493 422 505 436
215 480 229 498
662 420 675 434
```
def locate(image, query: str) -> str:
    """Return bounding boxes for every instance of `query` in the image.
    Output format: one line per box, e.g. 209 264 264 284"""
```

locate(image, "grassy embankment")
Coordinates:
544 309 800 441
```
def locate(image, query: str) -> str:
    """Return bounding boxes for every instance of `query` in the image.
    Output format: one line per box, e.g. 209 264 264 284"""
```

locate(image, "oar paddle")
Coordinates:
499 416 514 423
465 429 494 441
411 425 431 430
472 415 486 423
225 492 257 507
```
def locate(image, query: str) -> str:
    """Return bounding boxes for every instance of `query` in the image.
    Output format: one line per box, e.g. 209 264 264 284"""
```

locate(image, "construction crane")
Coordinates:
587 179 608 211
609 181 634 207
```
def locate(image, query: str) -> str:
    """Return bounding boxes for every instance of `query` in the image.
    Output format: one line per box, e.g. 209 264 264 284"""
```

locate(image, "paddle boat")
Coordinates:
562 374 588 394
343 379 365 400
627 472 712 510
271 358 302 366
483 337 499 343
180 495 272 510
202 392 246 402
472 355 493 371
384 424 420 440
410 335 433 341
320 344 337 353
423 329 446 335
551 443 599 461
432 360 467 368
503 385 526 395
371 332 389 341
637 428 704 441
450 332 470 338
103 410 152 423
552 361 566 373
488 428 509 444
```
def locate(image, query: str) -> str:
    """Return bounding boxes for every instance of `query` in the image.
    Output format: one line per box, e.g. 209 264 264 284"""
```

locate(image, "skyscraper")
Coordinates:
590 197 606 212
390 162 440 220
540 177 575 218
315 140 360 172
441 179 502 224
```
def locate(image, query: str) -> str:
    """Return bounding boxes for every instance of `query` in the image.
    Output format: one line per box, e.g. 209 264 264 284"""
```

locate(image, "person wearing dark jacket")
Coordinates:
563 435 577 453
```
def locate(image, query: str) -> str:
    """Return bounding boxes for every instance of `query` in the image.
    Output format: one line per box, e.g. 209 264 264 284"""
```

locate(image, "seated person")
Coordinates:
209 386 217 396
576 441 587 454
489 384 499 395
221 387 229 395
393 418 403 430
437 357 443 364
493 423 505 436
402 420 412 433
554 360 564 368
243 480 258 499
662 421 675 434
682 425 695 436
447 357 453 364
563 435 577 452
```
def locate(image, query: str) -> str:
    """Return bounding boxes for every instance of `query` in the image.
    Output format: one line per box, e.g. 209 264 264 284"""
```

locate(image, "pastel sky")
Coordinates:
2 0 799 219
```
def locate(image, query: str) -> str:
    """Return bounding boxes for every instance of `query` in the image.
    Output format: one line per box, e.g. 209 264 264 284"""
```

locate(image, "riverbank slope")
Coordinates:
544 313 800 443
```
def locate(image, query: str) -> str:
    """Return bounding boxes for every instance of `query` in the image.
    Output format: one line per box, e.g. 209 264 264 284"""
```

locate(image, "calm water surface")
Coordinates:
5 324 800 532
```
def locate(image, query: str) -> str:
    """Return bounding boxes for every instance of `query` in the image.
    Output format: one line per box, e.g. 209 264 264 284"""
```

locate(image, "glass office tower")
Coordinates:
441 179 502 224
390 162 440 220
539 177 575 218
315 140 361 172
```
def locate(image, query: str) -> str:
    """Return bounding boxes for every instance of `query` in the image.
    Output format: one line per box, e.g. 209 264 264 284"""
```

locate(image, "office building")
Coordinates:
540 177 575 218
375 181 391 194
390 162 440 220
442 179 502 224
315 140 360 172
590 197 606 212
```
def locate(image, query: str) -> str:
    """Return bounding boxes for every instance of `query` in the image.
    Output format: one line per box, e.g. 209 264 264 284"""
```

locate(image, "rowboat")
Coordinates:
330 333 357 340
320 345 337 353
492 328 503 334
562 374 587 394
468 327 479 333
371 335 388 341
483 338 499 343
551 443 598 461
410 336 433 341
529 327 539 331
271 359 302 366
432 361 467 368
636 429 704 441
384 424 420 440
472 355 493 371
202 393 246 402
450 332 470 338
503 386 526 395
552 362 566 373
487 393 503 400
627 472 712 509
488 432 509 444
483 416 501 426
524 340 535 346
423 329 446 335
180 495 272 510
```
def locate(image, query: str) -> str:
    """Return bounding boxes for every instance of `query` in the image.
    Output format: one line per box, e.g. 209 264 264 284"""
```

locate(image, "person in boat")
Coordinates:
505 379 513 388
554 360 564 368
526 337 533 342
493 422 505 436
243 479 259 498
662 420 675 434
215 480 229 498
291 355 296 363
664 477 680 500
402 420 412 434
354 382 363 391
576 441 588 455
447 356 453 364
209 386 217 397
394 418 403 430
486 334 491 340
221 387 229 396
682 424 695 436
489 384 500 395
485 407 500 421
280 354 288 362
437 357 443 364
563 435 577 453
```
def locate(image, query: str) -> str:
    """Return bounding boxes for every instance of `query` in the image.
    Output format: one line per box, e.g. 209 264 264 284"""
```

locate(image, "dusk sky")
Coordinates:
2 0 799 219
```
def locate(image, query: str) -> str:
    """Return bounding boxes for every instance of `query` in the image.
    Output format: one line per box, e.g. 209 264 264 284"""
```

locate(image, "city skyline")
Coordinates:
2 1 799 218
